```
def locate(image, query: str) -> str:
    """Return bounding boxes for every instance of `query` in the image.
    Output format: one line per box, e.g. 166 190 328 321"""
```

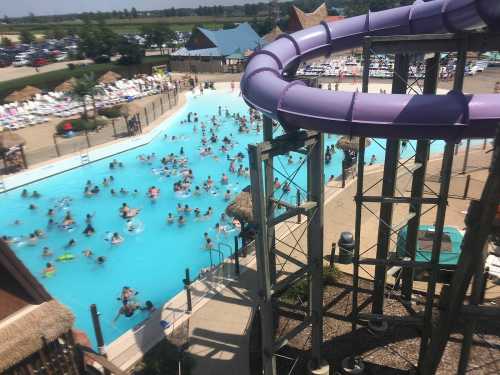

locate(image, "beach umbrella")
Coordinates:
335 136 371 152
98 71 122 85
225 191 254 224
4 86 41 103
54 78 77 93
0 131 26 152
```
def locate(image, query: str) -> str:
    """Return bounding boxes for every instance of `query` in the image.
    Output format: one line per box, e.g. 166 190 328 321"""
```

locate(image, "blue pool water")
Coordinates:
0 89 451 346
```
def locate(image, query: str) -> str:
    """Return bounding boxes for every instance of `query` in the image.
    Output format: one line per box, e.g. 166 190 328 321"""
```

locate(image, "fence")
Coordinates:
17 89 180 170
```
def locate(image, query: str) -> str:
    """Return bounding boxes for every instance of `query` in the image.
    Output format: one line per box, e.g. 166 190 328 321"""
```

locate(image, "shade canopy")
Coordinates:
54 78 77 93
225 191 253 223
98 71 122 84
335 136 371 152
119 102 142 117
4 86 42 103
0 132 26 152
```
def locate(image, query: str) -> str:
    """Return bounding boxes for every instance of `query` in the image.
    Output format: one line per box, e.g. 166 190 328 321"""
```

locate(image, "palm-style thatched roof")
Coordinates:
0 300 75 372
54 78 77 93
119 102 142 117
4 86 42 103
335 136 371 152
98 71 122 84
0 132 25 152
226 191 254 223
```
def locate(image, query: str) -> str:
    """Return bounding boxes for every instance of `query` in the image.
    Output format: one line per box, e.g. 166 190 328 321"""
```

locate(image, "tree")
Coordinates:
131 7 138 18
117 37 144 65
70 73 103 121
141 24 176 55
20 30 35 44
0 36 13 47
78 25 118 61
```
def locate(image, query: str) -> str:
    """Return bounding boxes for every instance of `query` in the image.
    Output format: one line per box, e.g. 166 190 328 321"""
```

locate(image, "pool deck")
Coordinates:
180 145 496 375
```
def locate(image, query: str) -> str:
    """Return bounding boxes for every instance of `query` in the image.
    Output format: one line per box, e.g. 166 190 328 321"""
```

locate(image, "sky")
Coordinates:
3 0 277 18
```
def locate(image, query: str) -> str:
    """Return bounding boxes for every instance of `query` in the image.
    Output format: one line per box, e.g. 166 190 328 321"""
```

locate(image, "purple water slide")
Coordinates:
241 0 500 140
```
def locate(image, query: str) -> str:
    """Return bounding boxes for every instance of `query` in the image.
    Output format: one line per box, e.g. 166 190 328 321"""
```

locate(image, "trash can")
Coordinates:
338 231 354 264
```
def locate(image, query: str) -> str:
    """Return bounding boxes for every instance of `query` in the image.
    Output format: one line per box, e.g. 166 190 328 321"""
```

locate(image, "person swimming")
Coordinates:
167 213 175 224
43 262 56 276
32 191 41 198
114 302 139 322
83 224 95 236
21 189 28 198
42 246 53 257
96 256 106 264
178 215 186 226
111 232 124 245
224 190 231 201
29 203 37 210
66 239 76 248
63 212 75 226
82 249 93 257
27 233 38 246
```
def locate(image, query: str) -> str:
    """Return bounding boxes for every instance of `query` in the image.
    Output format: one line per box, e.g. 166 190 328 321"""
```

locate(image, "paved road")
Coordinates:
0 59 93 82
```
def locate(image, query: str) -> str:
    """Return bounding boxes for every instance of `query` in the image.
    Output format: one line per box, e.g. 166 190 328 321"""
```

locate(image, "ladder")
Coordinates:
80 153 90 164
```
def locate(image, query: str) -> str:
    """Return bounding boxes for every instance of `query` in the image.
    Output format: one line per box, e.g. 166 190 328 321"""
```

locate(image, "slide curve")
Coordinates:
241 0 500 140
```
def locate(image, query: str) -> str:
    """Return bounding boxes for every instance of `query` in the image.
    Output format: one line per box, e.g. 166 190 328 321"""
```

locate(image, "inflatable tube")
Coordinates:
241 0 500 140
125 219 145 234
57 253 76 262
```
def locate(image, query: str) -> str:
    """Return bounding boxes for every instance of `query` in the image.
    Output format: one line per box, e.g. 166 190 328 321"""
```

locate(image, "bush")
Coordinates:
323 265 341 286
56 118 106 135
98 105 122 118
94 55 111 64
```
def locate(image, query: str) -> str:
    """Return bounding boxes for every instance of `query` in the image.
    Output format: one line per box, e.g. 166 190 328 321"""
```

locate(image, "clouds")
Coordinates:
3 0 268 18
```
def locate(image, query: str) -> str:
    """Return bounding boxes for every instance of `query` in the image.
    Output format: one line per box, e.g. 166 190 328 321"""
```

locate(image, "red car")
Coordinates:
32 58 49 67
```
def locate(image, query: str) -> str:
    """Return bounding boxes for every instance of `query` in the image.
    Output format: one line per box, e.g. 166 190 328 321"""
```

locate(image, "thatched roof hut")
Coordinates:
335 136 371 152
226 191 254 224
119 102 142 117
54 78 77 93
98 71 122 84
0 300 75 372
263 26 283 44
0 132 25 153
4 86 42 103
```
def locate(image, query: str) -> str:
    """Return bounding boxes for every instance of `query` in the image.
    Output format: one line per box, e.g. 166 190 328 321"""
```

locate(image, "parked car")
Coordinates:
13 57 29 67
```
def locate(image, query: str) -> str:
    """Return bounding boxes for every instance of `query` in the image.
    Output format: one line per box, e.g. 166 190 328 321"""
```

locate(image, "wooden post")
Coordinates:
53 134 61 157
152 102 156 120
463 174 471 199
111 119 117 138
85 130 91 148
234 235 240 276
90 304 111 375
144 107 149 125
184 268 192 313
329 242 337 268
160 96 164 113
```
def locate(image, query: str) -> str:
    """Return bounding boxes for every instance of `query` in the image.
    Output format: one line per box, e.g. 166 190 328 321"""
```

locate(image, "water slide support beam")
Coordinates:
249 143 277 375
372 53 409 315
418 37 468 371
264 116 277 286
401 53 440 303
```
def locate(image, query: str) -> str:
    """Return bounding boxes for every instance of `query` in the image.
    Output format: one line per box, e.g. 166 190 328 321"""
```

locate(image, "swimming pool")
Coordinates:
0 89 449 346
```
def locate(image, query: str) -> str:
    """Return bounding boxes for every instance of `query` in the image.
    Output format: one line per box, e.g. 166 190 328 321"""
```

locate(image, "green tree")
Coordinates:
70 73 104 121
141 24 175 55
0 36 13 47
20 30 35 44
131 7 138 18
78 25 118 61
117 37 144 65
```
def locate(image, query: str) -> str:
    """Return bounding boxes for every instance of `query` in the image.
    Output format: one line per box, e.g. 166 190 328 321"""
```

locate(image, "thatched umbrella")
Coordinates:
0 132 25 152
119 102 142 118
335 136 371 152
0 300 75 372
226 191 254 224
4 86 42 103
54 78 77 93
98 71 122 84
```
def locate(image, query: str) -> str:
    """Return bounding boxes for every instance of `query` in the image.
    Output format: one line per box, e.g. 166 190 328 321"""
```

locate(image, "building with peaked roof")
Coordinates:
263 25 283 44
287 3 345 33
173 23 263 58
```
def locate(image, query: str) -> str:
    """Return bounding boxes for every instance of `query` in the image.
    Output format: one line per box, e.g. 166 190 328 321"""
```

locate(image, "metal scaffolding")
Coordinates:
249 31 500 375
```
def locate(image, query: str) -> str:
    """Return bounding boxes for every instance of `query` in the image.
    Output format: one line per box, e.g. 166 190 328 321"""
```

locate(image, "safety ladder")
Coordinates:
80 153 90 165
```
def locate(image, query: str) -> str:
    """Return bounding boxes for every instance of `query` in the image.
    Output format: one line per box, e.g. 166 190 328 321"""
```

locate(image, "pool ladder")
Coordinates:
80 152 90 165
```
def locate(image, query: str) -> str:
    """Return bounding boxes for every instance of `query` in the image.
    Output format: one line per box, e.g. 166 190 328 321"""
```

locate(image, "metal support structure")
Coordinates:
372 53 408 315
249 128 325 374
401 53 439 302
234 235 240 276
264 116 277 285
